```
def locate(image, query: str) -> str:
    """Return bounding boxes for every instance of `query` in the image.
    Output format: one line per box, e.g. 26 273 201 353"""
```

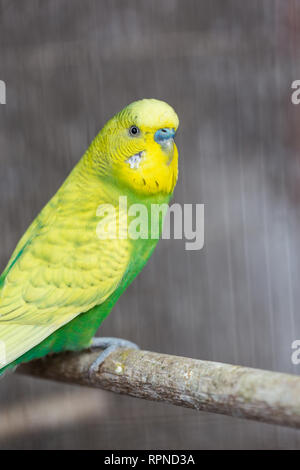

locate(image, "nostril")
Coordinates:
154 127 175 144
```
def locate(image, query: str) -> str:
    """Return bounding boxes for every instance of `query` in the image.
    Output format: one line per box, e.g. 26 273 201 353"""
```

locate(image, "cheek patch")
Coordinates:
126 151 144 169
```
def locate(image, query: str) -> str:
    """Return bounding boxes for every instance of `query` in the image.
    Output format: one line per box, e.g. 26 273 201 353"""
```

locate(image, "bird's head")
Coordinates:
89 99 179 196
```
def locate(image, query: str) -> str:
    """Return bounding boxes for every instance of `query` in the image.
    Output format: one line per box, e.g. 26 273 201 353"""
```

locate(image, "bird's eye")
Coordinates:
129 125 140 137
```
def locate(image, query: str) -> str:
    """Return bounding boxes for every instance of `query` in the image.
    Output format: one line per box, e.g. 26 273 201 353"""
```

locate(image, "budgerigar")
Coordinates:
0 99 179 377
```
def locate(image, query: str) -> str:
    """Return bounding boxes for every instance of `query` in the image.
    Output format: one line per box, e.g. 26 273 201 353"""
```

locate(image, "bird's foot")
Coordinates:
88 337 139 378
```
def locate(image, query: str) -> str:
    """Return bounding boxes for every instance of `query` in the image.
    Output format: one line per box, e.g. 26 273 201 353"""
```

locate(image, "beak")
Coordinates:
154 128 176 164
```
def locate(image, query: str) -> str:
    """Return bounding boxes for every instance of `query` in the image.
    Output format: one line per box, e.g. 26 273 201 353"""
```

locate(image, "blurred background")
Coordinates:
1 0 300 450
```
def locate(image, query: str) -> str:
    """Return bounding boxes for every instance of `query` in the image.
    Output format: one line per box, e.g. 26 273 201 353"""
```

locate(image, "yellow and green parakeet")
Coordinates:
0 98 179 377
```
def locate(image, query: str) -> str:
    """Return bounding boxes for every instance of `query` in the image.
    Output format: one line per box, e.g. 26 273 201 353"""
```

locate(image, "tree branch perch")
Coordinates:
18 348 300 429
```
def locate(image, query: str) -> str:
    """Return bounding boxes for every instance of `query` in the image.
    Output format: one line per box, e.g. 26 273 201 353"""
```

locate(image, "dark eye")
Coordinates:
129 125 140 137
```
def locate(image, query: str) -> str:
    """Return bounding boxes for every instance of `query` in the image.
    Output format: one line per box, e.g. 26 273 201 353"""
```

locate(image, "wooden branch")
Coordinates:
18 348 300 429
